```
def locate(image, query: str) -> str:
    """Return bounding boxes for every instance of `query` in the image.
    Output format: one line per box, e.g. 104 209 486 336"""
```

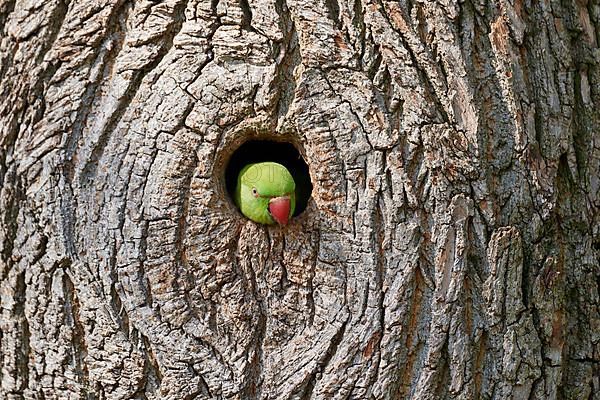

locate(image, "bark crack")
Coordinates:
79 0 189 185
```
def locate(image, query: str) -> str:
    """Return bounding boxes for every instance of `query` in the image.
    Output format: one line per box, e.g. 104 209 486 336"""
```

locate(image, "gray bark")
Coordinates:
1 0 599 399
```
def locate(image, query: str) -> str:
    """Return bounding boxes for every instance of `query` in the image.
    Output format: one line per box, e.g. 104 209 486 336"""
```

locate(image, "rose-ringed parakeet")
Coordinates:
235 162 296 225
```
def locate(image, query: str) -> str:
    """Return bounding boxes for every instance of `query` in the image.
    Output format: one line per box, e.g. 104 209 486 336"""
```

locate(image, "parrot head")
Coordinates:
235 162 296 225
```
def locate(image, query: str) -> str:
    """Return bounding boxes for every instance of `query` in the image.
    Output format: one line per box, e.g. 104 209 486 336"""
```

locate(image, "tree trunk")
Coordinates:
1 0 599 399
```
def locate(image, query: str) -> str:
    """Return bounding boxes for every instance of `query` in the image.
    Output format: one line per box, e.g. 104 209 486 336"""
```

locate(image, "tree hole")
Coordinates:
225 140 313 217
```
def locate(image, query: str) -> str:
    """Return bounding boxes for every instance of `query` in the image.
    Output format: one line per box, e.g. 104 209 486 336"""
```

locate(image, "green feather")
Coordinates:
235 162 296 225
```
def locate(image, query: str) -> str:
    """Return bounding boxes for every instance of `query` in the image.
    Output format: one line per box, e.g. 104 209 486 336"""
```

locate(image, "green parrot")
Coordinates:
235 162 296 225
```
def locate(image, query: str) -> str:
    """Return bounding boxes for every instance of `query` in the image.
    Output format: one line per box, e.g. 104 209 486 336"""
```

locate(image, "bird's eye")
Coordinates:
252 188 258 197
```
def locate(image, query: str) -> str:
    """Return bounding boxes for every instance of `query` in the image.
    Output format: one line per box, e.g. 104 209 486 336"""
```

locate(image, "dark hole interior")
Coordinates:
225 140 312 217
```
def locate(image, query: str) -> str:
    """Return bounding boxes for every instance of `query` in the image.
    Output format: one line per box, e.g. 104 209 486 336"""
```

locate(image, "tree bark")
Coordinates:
1 0 599 399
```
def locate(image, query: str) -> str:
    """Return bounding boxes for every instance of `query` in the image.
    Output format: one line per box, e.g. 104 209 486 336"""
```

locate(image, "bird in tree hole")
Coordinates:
235 162 296 225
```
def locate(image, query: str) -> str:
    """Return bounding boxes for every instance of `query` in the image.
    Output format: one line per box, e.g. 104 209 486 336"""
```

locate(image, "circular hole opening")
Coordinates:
225 140 313 218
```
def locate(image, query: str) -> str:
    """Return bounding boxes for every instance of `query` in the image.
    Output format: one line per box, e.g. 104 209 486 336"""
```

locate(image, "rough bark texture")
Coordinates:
1 0 599 399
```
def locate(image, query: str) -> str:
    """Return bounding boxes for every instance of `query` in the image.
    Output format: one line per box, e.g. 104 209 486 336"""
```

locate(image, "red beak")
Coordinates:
268 196 291 225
